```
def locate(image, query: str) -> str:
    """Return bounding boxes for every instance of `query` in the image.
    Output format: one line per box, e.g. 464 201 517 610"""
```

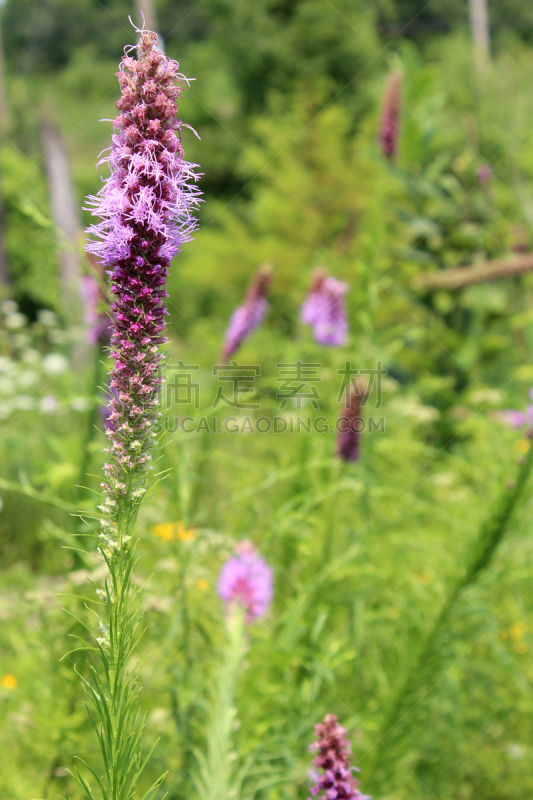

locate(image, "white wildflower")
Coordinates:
5 312 27 330
37 310 58 326
1 300 18 315
42 353 68 375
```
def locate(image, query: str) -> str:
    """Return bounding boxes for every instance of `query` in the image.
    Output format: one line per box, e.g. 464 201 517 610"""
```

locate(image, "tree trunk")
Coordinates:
469 0 490 73
41 119 83 320
135 0 158 34
0 12 10 285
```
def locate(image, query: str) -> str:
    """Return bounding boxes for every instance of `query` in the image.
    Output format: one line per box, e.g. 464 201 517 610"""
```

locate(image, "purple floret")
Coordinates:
218 541 273 623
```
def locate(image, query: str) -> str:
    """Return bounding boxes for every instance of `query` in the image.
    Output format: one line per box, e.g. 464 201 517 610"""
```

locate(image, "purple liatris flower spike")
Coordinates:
337 380 367 462
301 268 349 347
85 30 201 525
308 714 370 800
378 70 402 162
222 264 272 359
500 387 533 432
218 541 273 623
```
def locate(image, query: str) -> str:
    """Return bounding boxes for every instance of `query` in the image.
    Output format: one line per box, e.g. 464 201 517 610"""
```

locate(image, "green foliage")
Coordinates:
0 144 60 311
2 0 133 72
193 605 247 800
377 0 533 42
4 6 533 800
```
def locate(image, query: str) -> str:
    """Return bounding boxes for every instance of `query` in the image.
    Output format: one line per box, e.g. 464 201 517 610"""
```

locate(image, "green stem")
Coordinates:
0 477 77 513
367 443 533 784
198 605 246 800
73 507 165 800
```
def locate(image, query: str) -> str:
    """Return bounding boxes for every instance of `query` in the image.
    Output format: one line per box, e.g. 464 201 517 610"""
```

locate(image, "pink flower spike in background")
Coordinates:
301 268 349 347
500 387 533 431
378 70 402 162
222 263 272 360
218 541 273 623
81 273 113 346
308 714 370 800
337 380 367 463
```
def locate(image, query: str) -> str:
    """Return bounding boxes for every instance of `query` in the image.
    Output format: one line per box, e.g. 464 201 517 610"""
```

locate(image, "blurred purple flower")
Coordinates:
41 395 58 414
222 264 272 360
100 385 119 432
477 164 492 184
501 388 533 430
218 541 273 623
378 71 402 162
308 714 370 800
301 268 327 327
81 274 113 346
510 225 529 253
337 380 367 462
301 269 349 347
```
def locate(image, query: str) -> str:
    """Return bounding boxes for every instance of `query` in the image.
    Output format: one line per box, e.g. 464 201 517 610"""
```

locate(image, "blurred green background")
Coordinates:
2 1 533 799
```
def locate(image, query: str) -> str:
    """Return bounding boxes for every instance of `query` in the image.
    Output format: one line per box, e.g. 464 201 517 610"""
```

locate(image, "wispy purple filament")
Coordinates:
218 541 273 623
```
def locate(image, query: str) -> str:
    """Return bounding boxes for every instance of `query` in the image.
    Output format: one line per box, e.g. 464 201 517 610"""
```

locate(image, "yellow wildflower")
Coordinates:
151 522 196 542
196 579 209 591
151 523 175 542
2 674 17 689
510 621 528 640
176 522 196 542
515 439 530 455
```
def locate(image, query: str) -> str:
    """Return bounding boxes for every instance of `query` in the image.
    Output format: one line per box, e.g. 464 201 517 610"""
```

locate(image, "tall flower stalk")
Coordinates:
73 28 200 800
